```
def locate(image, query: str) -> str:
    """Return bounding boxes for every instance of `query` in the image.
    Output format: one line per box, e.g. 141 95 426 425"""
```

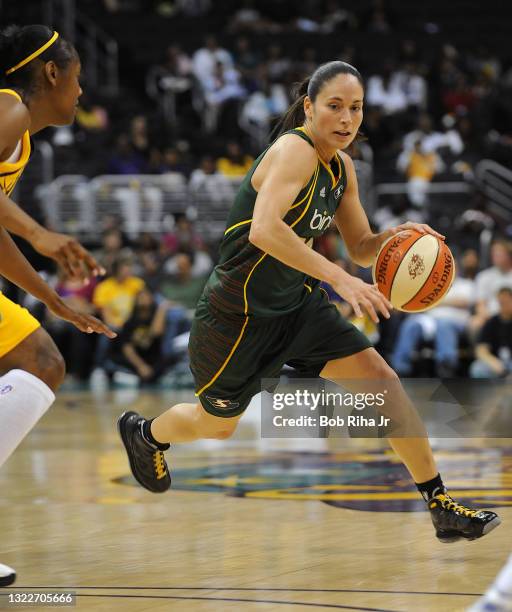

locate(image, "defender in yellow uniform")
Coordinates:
0 24 115 587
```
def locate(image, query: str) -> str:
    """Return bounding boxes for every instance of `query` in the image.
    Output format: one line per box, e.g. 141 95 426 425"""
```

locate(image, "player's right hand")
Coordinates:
47 297 117 338
332 274 393 324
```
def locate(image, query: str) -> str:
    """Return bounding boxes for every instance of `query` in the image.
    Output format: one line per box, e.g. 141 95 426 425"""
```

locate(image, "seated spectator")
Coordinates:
138 251 166 294
93 228 134 276
107 133 146 174
160 252 208 309
396 138 444 207
44 270 98 381
472 239 512 331
366 62 407 115
91 258 145 380
164 246 213 279
470 288 512 378
217 141 254 177
203 61 246 133
108 290 181 384
161 147 191 176
192 35 233 89
189 156 235 203
160 216 205 257
392 250 478 377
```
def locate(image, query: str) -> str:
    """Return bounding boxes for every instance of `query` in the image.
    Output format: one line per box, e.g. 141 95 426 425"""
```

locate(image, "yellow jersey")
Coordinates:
0 89 31 197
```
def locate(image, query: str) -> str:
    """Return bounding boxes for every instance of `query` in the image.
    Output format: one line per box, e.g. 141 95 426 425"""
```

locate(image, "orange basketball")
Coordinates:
372 229 455 312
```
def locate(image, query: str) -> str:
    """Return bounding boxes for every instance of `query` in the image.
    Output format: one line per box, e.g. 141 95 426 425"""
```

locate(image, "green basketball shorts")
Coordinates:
189 287 372 418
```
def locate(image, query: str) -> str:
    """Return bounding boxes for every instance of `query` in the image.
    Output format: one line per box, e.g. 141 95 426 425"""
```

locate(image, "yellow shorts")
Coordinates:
0 291 41 358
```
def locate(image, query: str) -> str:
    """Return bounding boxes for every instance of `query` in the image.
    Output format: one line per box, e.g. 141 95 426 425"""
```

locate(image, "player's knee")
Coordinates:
35 344 66 391
211 427 237 440
369 357 399 381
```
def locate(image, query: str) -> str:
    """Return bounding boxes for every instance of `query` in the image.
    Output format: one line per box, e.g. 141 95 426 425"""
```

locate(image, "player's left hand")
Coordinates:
30 227 106 281
381 222 445 242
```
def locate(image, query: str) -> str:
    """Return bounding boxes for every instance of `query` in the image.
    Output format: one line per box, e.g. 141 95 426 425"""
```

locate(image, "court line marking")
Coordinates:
9 586 483 596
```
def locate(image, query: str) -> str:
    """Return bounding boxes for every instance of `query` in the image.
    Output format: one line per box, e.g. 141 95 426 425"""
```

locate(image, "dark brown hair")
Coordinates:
275 60 364 137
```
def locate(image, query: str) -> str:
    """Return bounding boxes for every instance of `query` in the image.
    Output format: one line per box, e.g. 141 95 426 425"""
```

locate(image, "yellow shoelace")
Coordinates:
153 451 167 480
435 494 478 517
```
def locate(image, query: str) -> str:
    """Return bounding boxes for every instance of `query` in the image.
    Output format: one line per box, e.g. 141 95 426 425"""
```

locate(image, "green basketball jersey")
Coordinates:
203 128 347 318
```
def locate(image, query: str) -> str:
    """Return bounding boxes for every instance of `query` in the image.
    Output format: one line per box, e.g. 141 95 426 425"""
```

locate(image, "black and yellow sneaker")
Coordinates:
428 493 501 543
0 562 16 587
117 411 171 493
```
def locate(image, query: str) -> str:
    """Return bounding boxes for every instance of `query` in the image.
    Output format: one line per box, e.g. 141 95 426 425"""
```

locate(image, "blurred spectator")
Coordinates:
473 240 512 329
203 61 246 133
130 115 151 161
217 141 254 177
265 44 291 82
192 35 234 88
189 156 235 203
138 251 166 294
392 250 478 377
45 271 98 381
470 287 512 378
164 244 213 279
366 62 407 115
161 216 205 257
227 0 269 33
108 290 180 384
93 258 145 329
75 96 109 132
397 139 444 207
161 147 191 176
241 69 288 144
91 257 145 382
319 1 357 32
94 228 134 276
160 252 208 309
107 133 146 174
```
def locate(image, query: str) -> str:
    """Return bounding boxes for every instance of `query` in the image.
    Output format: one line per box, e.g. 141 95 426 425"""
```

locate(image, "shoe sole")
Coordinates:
0 572 16 587
117 411 170 494
436 515 502 543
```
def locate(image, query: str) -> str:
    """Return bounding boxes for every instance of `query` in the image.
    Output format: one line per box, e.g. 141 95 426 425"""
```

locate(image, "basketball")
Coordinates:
372 229 455 312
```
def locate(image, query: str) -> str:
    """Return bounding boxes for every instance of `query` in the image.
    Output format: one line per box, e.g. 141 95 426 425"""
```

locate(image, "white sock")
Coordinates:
0 369 55 468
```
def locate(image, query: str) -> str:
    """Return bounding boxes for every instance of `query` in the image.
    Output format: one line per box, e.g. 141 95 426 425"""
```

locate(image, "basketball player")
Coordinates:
119 61 500 543
0 25 116 586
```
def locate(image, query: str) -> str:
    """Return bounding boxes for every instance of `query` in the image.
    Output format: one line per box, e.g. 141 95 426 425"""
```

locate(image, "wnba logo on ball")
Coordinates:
0 384 13 394
408 254 425 279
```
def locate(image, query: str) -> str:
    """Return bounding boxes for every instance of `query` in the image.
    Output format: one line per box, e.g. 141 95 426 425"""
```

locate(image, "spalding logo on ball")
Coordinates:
372 229 455 312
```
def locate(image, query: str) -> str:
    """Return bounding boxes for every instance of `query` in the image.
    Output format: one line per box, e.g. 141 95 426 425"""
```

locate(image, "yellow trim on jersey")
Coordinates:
304 283 312 292
319 286 330 300
196 157 319 398
0 88 31 182
5 31 59 75
224 218 252 236
224 154 319 236
296 126 342 189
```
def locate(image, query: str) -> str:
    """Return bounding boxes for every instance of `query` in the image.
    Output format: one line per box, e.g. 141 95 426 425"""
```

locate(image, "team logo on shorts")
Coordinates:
0 384 13 395
206 396 240 410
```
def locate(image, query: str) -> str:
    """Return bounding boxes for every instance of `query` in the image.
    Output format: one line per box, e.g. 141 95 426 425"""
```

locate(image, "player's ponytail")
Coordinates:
274 77 310 136
274 61 364 138
0 24 77 95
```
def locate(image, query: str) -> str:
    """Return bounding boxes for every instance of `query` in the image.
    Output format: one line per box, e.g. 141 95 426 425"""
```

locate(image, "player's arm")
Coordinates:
0 96 104 280
248 136 391 322
0 227 115 337
334 153 444 268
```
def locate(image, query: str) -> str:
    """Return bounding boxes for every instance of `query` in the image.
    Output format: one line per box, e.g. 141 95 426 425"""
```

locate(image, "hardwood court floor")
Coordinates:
0 390 511 611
